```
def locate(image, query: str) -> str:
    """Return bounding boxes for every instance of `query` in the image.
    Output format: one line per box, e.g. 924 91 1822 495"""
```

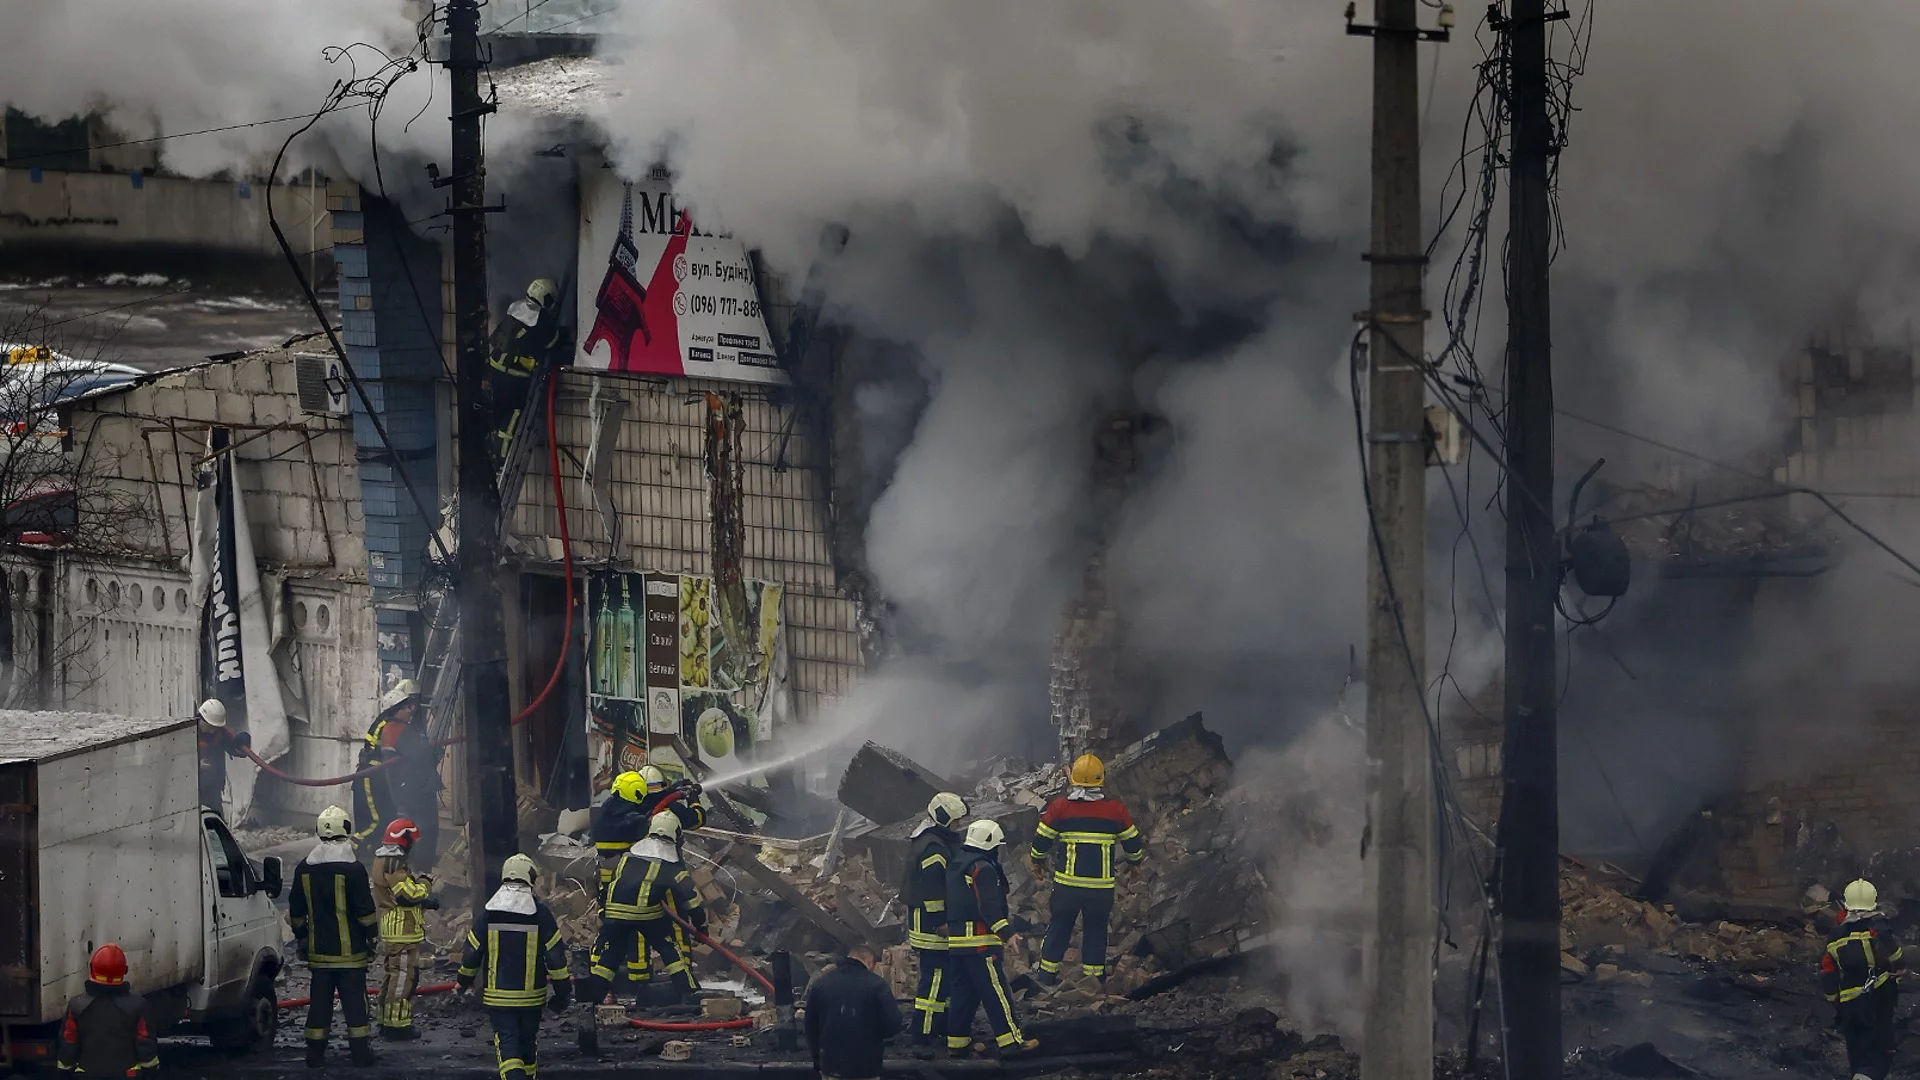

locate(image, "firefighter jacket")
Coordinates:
458 884 572 1009
605 840 708 930
591 793 650 859
56 982 159 1076
946 848 1017 952
197 723 250 763
1029 787 1145 890
488 309 566 380
290 839 380 969
902 822 961 950
1822 911 1905 1005
372 850 436 945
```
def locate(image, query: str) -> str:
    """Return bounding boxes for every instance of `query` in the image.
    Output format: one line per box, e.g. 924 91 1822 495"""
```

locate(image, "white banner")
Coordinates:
576 170 787 385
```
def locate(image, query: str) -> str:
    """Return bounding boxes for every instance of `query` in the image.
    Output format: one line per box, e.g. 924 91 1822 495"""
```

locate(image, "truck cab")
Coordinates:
178 812 284 1049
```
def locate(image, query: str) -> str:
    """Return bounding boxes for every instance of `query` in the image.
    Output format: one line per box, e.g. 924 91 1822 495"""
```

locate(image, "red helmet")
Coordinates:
90 944 127 985
382 818 421 848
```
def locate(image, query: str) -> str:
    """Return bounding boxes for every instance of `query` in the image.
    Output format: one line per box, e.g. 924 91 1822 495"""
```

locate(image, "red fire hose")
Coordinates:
623 910 772 1032
238 374 581 787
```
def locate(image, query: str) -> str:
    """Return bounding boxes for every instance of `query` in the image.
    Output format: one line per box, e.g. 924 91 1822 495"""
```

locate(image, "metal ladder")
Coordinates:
422 370 556 744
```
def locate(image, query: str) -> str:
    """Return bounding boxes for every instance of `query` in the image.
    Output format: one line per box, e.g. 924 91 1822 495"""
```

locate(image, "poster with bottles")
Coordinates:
584 569 791 798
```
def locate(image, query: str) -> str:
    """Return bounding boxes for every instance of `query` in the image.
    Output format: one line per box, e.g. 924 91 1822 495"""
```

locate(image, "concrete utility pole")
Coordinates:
1497 0 1562 1074
447 0 518 901
1355 0 1434 1077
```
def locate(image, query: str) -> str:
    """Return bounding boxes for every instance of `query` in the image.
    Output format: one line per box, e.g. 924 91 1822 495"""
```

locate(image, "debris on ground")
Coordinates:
1559 859 1823 980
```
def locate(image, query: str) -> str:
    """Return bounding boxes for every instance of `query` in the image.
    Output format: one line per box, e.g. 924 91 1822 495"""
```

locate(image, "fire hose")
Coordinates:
235 374 581 788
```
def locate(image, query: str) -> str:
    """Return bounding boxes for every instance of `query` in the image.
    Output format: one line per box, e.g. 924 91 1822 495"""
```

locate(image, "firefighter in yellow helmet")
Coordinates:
1029 754 1144 989
589 769 653 993
486 277 569 470
290 806 381 1067
1821 878 1905 1080
459 854 572 1080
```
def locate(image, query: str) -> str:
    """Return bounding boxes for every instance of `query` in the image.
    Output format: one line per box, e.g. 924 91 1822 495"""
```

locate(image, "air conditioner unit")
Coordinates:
294 353 351 417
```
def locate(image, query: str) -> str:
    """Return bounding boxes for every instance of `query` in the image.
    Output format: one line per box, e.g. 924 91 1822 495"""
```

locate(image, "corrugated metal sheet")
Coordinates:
508 372 863 721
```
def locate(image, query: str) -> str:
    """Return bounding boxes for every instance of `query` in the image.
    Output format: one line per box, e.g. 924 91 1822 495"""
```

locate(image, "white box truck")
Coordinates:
0 711 284 1063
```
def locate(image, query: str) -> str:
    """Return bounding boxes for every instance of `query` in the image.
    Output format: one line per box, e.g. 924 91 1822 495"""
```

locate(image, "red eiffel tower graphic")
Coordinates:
585 182 693 374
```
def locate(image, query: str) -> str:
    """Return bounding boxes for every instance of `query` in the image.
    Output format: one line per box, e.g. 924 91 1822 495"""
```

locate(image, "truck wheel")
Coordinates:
210 989 277 1054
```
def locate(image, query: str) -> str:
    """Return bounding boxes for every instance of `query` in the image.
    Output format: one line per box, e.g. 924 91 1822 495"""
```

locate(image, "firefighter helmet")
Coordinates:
526 278 560 313
612 770 647 803
927 792 968 828
1069 754 1106 787
1845 878 1880 912
639 765 668 793
963 818 1006 852
89 944 128 985
648 811 681 842
501 853 539 886
379 679 420 715
383 818 421 849
198 698 228 728
317 805 352 840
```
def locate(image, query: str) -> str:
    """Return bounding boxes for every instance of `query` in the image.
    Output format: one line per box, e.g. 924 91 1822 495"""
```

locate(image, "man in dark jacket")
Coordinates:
55 944 160 1077
1822 878 1905 1080
804 945 903 1080
903 792 966 1052
291 805 381 1067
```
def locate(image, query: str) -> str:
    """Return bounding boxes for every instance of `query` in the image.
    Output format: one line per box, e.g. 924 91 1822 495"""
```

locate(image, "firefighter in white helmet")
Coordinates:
352 679 438 862
289 806 380 1068
943 819 1039 1059
583 812 708 1007
1822 878 1905 1080
903 792 968 1053
194 698 251 812
459 854 571 1080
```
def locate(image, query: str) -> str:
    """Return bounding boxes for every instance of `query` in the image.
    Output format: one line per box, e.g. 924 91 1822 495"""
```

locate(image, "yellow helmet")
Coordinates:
611 771 646 803
639 765 668 793
316 805 352 840
501 853 539 886
1069 754 1105 787
526 278 560 312
927 792 968 828
647 811 681 842
1845 878 1879 912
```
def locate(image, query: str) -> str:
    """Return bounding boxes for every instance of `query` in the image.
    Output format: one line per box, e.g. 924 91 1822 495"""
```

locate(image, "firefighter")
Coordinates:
591 770 652 994
583 811 707 1007
372 818 440 1040
903 792 967 1054
290 805 381 1068
1029 753 1145 988
195 698 251 812
945 818 1038 1059
635 767 706 976
487 277 568 468
1821 878 1905 1080
55 944 160 1077
458 854 573 1080
353 680 436 859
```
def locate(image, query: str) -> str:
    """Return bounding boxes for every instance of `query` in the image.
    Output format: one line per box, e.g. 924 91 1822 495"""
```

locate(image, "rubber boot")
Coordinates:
912 1034 938 1060
1032 967 1060 987
305 1040 327 1069
999 1038 1042 1060
349 1036 377 1067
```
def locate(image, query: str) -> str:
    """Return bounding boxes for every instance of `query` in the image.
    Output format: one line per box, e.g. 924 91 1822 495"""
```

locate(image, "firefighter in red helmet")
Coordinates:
372 818 439 1039
56 944 161 1076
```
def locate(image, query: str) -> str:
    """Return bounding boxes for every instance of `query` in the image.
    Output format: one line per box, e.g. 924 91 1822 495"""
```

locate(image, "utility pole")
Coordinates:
447 0 518 901
1355 0 1433 1077
1497 0 1561 1075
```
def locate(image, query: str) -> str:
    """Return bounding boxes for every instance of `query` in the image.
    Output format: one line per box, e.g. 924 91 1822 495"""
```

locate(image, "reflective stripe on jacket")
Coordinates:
945 849 1014 952
458 895 571 1009
1822 912 1905 1004
290 842 379 968
1030 792 1144 890
605 850 706 928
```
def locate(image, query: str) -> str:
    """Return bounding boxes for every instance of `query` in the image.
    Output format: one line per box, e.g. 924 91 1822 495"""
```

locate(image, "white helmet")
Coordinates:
502 853 539 886
379 679 420 715
963 818 1006 852
316 805 352 840
927 792 967 828
647 811 681 842
638 765 668 793
198 699 228 728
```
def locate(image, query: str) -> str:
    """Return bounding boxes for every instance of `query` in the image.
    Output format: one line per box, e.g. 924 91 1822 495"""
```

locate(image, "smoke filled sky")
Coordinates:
6 2 1920 797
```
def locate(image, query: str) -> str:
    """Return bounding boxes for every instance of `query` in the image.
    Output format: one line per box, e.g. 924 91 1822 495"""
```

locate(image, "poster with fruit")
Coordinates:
583 568 791 798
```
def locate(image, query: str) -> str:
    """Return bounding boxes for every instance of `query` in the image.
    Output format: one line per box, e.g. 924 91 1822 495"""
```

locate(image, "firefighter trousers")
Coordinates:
305 966 373 1045
489 1006 543 1080
377 942 421 1031
912 945 951 1039
1038 884 1116 978
586 918 696 1003
946 950 1023 1050
1838 991 1898 1080
593 863 649 990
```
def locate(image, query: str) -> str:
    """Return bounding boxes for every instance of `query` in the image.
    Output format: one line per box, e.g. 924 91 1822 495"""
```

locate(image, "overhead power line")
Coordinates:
0 113 320 167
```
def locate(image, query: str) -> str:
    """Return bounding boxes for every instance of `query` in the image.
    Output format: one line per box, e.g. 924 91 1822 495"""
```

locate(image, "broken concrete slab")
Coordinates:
836 742 960 825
